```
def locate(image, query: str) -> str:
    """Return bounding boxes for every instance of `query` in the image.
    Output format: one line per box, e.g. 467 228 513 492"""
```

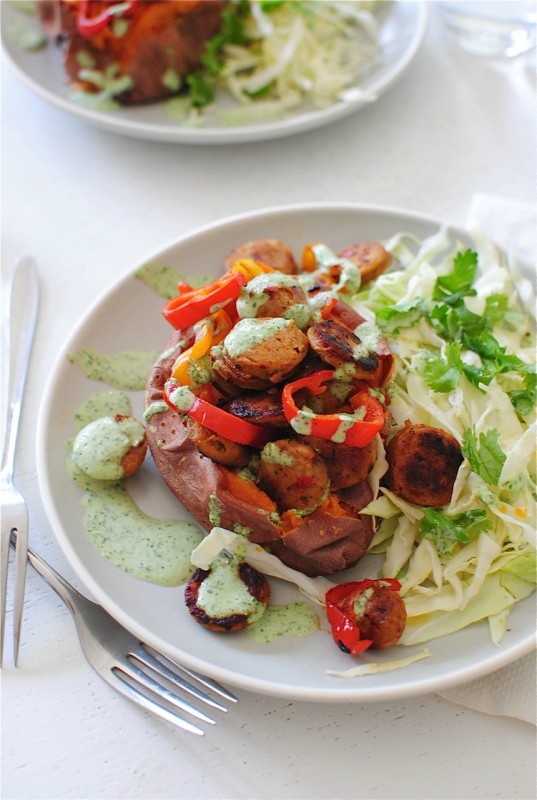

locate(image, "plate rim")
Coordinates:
1 1 429 144
35 201 537 702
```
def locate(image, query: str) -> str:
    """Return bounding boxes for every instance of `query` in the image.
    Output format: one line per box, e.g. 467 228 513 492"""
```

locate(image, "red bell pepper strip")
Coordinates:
325 579 401 655
164 379 274 448
162 272 246 331
76 1 138 38
281 370 386 448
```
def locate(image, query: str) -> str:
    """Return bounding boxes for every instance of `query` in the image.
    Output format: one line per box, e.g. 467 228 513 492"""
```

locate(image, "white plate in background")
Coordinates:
1 2 428 144
36 203 535 701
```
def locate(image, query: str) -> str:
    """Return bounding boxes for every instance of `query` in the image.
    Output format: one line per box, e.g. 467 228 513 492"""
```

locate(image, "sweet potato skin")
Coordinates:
145 330 376 577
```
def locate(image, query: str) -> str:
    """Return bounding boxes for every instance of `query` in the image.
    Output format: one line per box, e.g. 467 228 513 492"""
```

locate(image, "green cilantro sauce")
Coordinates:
208 493 224 526
135 263 186 299
224 318 291 358
197 560 265 621
144 401 169 421
7 12 46 51
68 388 203 586
74 390 132 431
72 416 145 481
247 602 320 643
261 442 295 466
81 483 203 586
68 348 158 390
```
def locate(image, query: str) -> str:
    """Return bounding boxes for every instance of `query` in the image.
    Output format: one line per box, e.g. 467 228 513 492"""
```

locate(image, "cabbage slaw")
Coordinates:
357 227 536 647
214 0 383 124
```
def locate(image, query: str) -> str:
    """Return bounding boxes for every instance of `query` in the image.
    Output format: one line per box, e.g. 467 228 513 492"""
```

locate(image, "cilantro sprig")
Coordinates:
424 341 463 393
420 507 492 557
432 249 478 305
376 247 533 406
184 1 249 108
508 368 537 419
461 427 507 486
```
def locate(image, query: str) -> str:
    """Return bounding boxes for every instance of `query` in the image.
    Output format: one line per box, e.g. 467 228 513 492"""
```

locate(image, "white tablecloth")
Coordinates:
2 5 536 799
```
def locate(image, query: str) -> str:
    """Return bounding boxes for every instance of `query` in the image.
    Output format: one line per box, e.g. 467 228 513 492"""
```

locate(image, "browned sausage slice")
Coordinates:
258 439 330 511
227 391 287 428
214 318 309 387
307 319 379 380
337 242 393 283
185 563 270 633
301 435 378 490
355 583 407 649
225 239 298 274
188 419 251 467
384 422 463 506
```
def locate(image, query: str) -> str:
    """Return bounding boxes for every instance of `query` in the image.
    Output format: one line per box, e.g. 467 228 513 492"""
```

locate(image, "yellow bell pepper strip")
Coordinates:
229 258 277 282
162 272 246 330
325 579 401 655
172 309 233 386
281 370 386 448
164 379 274 448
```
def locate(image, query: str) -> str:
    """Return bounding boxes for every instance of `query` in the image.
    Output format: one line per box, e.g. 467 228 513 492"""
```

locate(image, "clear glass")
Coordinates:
438 1 537 57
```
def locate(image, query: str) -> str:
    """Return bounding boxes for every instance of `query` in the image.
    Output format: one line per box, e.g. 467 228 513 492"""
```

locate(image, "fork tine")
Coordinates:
0 523 10 667
164 660 239 704
110 670 205 735
117 658 216 726
131 645 229 712
12 520 28 666
145 646 238 704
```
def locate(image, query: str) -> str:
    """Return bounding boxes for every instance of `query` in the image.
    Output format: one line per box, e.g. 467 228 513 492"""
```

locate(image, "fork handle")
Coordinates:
1 259 39 478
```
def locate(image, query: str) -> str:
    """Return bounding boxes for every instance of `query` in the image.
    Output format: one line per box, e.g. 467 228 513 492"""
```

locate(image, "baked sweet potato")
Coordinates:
38 1 225 105
145 238 396 578
145 329 377 577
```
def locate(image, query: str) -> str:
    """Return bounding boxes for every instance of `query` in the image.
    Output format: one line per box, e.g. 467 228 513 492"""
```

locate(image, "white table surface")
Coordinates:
2 5 536 799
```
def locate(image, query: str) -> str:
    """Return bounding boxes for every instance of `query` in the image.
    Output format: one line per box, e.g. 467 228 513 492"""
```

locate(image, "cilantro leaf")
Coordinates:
461 427 507 486
260 0 285 9
432 249 478 305
423 341 462 392
185 72 214 108
508 368 537 418
420 507 492 557
201 3 248 77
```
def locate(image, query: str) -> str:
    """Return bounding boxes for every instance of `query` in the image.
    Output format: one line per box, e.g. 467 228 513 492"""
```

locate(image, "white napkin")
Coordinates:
438 193 536 726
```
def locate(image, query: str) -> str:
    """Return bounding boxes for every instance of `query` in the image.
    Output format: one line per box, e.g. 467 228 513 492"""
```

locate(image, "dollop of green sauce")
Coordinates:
72 416 145 481
68 348 158 390
198 559 265 621
247 602 320 643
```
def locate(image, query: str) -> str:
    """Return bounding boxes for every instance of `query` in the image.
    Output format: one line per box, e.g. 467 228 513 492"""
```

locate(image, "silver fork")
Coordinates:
1 258 39 666
14 534 237 735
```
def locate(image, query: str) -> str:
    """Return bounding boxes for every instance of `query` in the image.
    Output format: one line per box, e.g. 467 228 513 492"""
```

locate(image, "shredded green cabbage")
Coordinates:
218 0 382 120
358 226 536 645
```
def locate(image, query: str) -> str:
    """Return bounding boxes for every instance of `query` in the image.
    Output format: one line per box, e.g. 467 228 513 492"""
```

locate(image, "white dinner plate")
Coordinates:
36 203 536 702
1 1 427 144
